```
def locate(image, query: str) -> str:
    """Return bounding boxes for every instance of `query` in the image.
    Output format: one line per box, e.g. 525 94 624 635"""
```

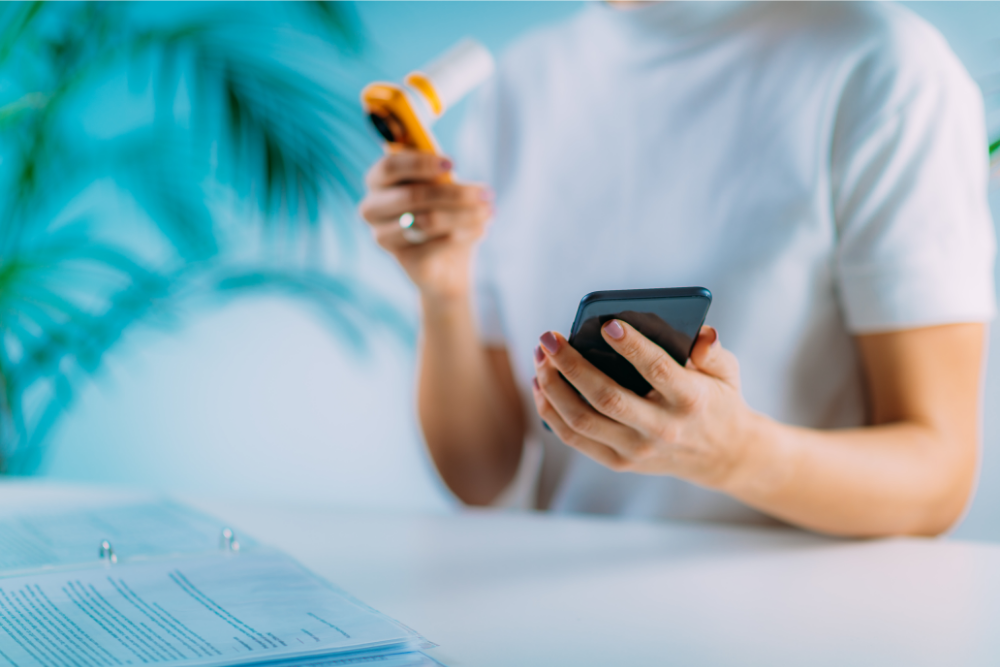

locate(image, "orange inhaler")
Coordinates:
361 39 494 183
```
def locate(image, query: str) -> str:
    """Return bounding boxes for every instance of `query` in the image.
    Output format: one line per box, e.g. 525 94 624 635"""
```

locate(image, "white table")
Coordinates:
4 480 1000 667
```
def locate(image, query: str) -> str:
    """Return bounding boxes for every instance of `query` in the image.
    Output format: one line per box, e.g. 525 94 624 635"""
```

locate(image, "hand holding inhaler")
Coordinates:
359 40 495 302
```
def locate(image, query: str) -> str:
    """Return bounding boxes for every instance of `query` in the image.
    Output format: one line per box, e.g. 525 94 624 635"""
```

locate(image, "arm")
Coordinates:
418 302 525 504
729 323 982 536
532 321 984 537
359 152 525 505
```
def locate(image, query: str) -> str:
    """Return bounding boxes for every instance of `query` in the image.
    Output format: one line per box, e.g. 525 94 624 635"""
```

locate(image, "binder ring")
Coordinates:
99 540 117 564
220 527 241 552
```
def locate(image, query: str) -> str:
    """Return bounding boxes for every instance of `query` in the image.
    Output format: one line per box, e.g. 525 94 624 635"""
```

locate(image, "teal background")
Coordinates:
35 2 1000 539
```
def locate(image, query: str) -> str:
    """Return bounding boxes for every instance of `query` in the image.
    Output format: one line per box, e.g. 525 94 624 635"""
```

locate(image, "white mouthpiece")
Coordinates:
419 39 495 113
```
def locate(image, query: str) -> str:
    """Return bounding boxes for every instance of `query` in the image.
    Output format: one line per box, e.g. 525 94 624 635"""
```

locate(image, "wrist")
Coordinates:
414 254 474 310
421 288 472 315
719 410 797 502
420 288 478 336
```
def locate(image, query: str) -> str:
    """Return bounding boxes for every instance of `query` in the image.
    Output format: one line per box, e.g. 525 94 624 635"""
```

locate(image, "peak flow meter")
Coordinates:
361 39 495 182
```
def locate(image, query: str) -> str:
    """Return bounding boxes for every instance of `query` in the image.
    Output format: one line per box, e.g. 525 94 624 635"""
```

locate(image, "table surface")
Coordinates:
4 480 1000 667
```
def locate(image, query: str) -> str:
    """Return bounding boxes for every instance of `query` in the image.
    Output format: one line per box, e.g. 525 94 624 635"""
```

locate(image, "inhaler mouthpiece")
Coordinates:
406 39 495 118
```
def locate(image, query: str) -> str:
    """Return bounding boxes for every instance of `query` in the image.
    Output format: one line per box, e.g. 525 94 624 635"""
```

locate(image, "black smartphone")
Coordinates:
568 287 713 396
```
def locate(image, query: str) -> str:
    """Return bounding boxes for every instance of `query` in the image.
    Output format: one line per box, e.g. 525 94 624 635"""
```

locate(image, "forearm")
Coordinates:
418 293 525 505
726 414 977 537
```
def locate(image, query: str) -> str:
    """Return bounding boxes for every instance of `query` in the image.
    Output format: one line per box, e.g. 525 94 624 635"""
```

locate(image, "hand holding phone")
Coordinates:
532 287 750 491
568 287 712 395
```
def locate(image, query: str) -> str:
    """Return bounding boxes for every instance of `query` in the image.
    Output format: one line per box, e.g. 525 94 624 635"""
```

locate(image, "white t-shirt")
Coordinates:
456 2 996 523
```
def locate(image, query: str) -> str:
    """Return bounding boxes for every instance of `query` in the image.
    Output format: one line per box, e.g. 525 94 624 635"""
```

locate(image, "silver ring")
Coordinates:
399 212 428 244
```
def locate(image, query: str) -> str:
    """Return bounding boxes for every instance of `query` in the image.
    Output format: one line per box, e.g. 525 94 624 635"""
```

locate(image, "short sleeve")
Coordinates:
831 27 996 333
456 77 508 346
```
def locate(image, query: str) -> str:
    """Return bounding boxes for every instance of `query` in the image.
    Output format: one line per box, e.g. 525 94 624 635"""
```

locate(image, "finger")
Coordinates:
372 218 445 251
532 377 629 472
533 346 645 453
599 320 699 407
536 332 660 433
372 205 491 251
359 183 491 224
688 326 741 387
408 205 492 236
365 151 452 188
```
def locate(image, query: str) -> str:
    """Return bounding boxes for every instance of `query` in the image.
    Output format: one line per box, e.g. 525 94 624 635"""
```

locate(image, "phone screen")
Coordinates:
568 288 712 396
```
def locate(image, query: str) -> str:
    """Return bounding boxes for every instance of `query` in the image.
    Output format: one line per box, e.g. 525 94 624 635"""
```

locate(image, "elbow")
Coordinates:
843 432 979 539
909 489 974 538
906 449 978 538
909 512 964 539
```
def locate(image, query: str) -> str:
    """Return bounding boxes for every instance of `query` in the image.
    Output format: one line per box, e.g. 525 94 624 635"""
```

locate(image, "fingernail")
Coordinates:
603 320 625 340
532 376 540 391
479 188 495 202
533 346 544 364
705 326 719 348
540 331 559 354
440 157 453 171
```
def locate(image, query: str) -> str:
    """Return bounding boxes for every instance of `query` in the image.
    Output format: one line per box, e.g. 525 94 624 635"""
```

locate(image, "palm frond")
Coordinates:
0 3 396 473
213 268 415 353
108 129 220 262
0 1 43 69
0 237 173 473
208 48 369 226
300 2 364 54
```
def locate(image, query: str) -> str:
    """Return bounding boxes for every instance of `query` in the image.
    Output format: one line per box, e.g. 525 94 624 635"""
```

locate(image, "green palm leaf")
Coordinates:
0 2 400 473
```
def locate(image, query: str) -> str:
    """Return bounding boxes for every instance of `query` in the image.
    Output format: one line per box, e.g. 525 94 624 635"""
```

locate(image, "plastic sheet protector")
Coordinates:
0 502 254 573
0 503 438 667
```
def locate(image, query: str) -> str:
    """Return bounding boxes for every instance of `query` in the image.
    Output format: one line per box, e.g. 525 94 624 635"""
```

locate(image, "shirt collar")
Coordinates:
585 1 762 59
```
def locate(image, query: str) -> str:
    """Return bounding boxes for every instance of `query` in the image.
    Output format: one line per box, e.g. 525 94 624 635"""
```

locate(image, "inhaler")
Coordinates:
361 39 495 182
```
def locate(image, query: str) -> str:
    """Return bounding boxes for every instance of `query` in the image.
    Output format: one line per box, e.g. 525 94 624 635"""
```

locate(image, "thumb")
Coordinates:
688 326 740 387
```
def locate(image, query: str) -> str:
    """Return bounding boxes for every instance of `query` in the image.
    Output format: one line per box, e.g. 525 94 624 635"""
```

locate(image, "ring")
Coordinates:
399 212 428 244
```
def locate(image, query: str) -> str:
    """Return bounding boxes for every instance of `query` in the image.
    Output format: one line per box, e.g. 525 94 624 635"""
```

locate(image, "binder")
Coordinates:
0 501 442 667
0 501 254 574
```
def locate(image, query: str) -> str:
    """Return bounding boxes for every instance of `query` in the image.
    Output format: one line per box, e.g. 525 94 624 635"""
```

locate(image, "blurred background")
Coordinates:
8 2 1000 539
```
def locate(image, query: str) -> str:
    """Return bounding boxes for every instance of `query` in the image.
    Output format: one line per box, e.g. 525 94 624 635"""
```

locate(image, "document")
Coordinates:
267 654 439 666
0 550 426 667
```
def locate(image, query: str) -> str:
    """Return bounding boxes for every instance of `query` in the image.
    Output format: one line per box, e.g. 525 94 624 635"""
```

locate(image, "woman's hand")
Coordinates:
361 152 521 505
531 320 762 491
534 319 985 537
358 151 493 301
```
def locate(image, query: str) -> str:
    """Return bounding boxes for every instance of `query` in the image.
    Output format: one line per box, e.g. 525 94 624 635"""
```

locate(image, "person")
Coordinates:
359 2 996 537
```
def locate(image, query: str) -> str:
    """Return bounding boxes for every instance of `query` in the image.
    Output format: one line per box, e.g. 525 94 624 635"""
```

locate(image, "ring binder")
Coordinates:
3 502 437 667
98 539 117 564
220 527 240 552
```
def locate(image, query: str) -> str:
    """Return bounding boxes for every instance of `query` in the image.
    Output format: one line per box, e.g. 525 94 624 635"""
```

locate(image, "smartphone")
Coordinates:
568 287 712 396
